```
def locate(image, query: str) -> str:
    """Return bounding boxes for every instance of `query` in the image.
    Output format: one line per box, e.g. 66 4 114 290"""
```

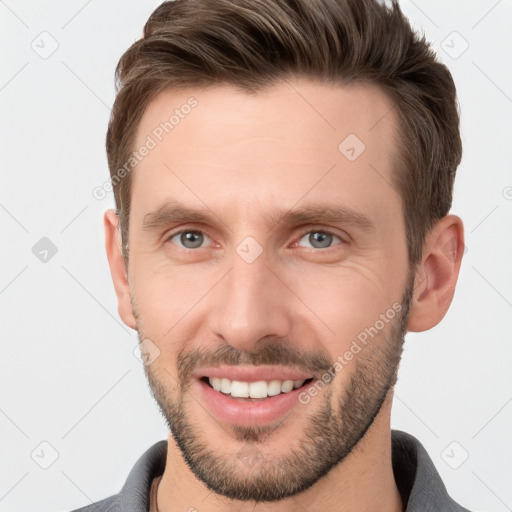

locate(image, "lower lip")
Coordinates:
196 378 309 427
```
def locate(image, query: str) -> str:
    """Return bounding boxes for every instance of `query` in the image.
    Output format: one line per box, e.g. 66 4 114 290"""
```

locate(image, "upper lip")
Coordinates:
194 365 313 383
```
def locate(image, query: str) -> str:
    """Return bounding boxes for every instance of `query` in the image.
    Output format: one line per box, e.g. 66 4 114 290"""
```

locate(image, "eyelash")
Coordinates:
165 228 346 250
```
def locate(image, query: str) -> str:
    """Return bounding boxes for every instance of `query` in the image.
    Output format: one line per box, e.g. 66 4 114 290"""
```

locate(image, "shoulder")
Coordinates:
68 493 122 512
392 430 474 512
66 440 167 512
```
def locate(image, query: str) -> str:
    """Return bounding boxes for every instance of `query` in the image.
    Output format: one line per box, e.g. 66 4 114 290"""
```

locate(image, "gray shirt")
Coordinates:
69 430 473 511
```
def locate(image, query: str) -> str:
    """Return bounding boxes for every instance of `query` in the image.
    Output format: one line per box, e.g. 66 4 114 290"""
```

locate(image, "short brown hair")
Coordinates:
106 0 462 267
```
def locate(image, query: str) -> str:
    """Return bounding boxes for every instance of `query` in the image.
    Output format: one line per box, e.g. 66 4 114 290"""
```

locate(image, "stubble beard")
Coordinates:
137 274 415 502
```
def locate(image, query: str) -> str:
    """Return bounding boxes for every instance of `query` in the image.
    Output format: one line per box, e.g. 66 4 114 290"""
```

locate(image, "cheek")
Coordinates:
287 264 400 349
130 262 220 340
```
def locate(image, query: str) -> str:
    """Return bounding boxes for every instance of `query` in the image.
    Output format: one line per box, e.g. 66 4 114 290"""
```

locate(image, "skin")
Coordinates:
104 78 464 512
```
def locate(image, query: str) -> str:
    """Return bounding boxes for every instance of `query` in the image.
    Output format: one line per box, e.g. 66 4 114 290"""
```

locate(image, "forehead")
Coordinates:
130 79 401 223
134 78 398 155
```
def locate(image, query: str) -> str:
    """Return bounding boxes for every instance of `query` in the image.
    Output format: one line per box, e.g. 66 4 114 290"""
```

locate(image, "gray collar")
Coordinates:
391 430 471 511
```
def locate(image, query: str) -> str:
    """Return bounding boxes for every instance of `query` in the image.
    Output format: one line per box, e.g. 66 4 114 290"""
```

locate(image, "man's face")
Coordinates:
125 79 413 501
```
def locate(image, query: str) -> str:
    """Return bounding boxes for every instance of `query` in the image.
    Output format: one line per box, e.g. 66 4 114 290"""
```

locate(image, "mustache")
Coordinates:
176 341 334 387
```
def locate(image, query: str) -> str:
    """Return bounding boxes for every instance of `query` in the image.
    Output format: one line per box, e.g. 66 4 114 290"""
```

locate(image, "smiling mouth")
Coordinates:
200 376 314 400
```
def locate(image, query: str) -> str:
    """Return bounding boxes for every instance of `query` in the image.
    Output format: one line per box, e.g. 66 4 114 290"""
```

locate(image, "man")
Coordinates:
72 0 471 510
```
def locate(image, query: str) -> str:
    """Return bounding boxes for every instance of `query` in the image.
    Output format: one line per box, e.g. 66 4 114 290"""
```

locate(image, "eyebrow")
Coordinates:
270 204 375 233
142 201 213 230
142 199 375 233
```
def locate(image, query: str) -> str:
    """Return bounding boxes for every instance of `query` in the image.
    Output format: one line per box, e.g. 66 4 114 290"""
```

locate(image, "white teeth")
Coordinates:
249 381 268 398
281 380 294 393
230 380 249 398
220 378 231 394
267 380 282 396
207 377 307 398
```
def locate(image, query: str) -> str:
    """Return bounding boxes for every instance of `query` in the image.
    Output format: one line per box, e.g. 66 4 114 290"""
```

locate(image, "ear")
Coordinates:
407 214 465 332
104 210 137 330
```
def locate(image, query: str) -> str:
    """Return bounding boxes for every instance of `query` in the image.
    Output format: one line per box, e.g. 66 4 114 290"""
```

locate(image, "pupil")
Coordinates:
310 231 332 248
182 231 203 248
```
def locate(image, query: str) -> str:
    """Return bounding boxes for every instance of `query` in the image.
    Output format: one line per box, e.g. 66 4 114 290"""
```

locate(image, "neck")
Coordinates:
157 396 402 512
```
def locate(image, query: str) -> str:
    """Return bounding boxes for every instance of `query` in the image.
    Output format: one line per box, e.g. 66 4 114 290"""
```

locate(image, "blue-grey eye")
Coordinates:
170 230 210 249
298 231 341 249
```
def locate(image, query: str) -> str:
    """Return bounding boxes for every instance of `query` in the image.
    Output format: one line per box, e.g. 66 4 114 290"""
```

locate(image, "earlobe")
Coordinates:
407 214 465 333
104 210 137 330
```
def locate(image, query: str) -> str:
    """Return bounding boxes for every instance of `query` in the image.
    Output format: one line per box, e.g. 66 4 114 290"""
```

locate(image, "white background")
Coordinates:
1 1 511 511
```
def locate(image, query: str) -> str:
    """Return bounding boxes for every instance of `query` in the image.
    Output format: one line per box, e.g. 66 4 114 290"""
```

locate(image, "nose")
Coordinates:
212 248 292 352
